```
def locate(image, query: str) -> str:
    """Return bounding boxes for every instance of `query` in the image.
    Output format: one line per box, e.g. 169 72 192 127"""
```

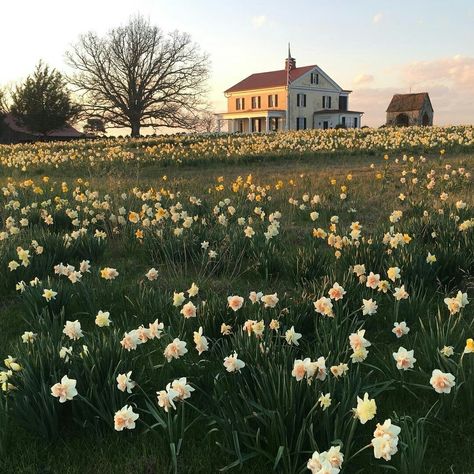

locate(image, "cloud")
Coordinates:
350 55 474 127
372 12 383 24
400 55 474 89
353 73 374 85
251 15 267 29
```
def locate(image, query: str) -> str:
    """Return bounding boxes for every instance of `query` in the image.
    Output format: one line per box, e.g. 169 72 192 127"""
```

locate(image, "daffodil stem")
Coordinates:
346 443 372 463
344 417 358 463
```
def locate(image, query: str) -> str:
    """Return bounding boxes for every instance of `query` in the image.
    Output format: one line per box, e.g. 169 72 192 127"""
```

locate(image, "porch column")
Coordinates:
248 117 252 133
266 116 270 132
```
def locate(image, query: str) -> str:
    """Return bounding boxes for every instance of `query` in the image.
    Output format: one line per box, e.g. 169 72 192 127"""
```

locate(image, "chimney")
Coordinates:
285 44 296 71
285 56 296 71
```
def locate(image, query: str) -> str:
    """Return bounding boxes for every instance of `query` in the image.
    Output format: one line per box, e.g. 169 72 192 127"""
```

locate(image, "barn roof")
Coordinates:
225 65 317 93
3 113 83 138
386 93 433 113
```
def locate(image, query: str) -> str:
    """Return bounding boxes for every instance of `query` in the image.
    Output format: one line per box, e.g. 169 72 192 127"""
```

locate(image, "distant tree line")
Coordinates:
0 15 212 138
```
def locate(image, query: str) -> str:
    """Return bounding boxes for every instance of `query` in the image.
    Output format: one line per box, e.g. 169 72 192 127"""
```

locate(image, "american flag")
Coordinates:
286 43 294 86
286 44 294 130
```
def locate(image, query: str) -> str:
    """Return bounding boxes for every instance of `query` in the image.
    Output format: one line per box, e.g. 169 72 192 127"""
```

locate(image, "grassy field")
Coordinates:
0 139 473 474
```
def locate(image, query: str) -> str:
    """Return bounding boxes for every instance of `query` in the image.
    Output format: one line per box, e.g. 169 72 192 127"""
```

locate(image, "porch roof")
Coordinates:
313 109 364 115
220 110 286 120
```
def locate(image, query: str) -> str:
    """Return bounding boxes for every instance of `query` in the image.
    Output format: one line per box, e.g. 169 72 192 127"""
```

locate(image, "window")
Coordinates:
268 94 278 107
354 117 358 128
341 116 346 127
236 98 246 110
322 96 331 109
310 72 319 85
251 96 261 109
296 117 307 130
297 93 307 107
339 95 348 111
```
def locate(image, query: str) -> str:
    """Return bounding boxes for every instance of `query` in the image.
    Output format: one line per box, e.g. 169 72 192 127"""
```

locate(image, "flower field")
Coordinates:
1 125 474 173
0 132 473 473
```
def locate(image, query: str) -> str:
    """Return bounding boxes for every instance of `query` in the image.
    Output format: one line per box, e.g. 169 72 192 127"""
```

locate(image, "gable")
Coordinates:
292 65 343 92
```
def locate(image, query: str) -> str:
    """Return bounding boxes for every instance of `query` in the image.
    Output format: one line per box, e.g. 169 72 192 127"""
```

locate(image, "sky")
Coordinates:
1 0 474 127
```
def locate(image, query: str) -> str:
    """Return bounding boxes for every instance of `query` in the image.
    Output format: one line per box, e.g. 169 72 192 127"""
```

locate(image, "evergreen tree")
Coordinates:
11 62 79 136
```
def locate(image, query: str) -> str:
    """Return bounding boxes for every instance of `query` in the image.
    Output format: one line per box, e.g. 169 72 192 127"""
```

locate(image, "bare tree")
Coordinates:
83 117 106 136
66 16 209 137
195 110 218 133
0 88 7 138
0 88 8 115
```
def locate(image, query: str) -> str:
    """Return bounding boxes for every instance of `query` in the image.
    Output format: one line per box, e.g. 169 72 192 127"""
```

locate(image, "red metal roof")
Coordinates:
225 65 317 93
3 113 83 138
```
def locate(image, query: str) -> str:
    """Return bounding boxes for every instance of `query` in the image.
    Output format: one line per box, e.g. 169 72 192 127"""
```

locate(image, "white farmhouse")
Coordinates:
220 48 363 132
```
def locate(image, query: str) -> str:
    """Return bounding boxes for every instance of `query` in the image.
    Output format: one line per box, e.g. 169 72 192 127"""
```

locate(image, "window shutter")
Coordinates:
322 96 326 108
297 94 300 107
242 98 245 109
275 95 278 107
328 96 332 108
303 95 307 107
303 118 307 129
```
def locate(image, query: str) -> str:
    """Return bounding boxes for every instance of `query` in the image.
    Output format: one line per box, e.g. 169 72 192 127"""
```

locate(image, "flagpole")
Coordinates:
286 43 291 131
286 83 290 131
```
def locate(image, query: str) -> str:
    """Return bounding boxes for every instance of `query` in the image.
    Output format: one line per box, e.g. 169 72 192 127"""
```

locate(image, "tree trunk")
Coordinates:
131 120 140 138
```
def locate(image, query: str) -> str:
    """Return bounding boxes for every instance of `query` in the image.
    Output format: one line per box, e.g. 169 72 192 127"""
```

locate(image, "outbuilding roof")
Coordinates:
386 93 433 113
3 113 83 138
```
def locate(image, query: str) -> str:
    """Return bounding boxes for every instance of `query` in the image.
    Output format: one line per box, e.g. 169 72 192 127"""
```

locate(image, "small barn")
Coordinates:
0 113 84 143
386 93 433 127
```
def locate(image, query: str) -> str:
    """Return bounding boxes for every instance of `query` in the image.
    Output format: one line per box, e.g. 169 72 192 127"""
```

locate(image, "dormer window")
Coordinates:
310 72 319 85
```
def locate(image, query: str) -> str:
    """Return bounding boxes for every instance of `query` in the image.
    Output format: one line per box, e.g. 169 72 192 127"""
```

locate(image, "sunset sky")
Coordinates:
2 0 474 127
